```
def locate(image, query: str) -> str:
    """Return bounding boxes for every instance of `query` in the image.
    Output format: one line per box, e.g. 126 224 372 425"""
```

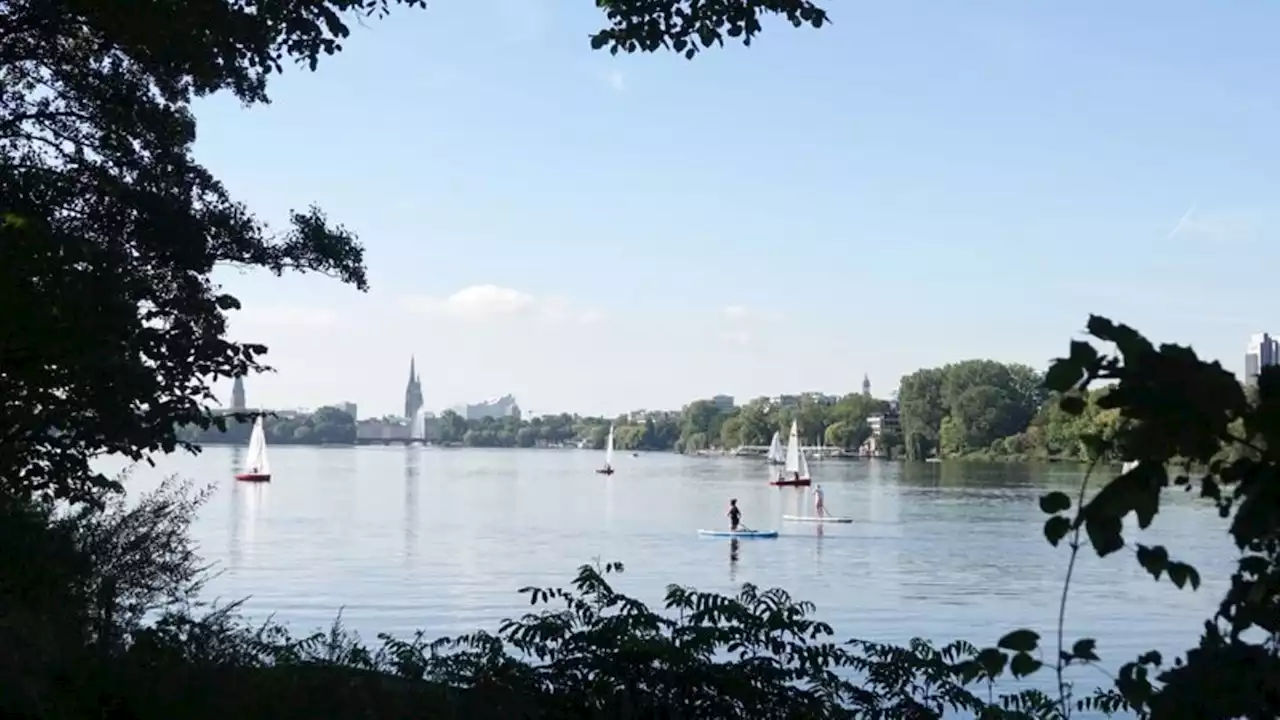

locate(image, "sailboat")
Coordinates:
770 420 812 487
596 424 616 475
235 416 272 482
1121 460 1139 474
765 431 786 465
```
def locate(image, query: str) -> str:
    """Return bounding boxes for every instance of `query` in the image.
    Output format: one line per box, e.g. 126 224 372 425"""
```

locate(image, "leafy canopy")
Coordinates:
0 0 830 504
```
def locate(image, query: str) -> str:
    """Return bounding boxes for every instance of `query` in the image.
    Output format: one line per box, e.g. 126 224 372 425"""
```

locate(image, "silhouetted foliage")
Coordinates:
6 0 1273 716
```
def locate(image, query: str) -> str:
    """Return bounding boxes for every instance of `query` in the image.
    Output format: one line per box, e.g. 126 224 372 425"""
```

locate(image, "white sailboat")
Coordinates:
596 424 616 475
1121 460 1138 474
771 420 812 486
235 416 272 482
765 431 785 465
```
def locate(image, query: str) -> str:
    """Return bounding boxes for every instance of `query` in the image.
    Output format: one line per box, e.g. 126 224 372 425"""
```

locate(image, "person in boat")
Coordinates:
814 484 826 517
792 470 802 483
728 498 741 531
249 466 258 474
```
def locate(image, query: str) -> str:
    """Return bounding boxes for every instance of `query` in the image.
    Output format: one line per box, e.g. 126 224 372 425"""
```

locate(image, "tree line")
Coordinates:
894 358 1241 463
177 407 358 445
433 391 894 454
174 357 1192 466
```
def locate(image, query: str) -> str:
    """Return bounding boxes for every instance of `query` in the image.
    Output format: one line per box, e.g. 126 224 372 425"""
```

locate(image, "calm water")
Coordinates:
100 447 1232 711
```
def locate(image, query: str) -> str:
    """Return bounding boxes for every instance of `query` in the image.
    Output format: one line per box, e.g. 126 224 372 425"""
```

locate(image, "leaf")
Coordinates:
1069 339 1100 367
1166 561 1201 590
997 629 1040 653
1085 464 1161 531
1038 491 1071 515
1071 638 1100 662
1043 516 1071 547
1009 651 1043 678
1135 544 1169 580
975 647 1008 677
1059 394 1086 416
1084 514 1125 557
1045 358 1084 393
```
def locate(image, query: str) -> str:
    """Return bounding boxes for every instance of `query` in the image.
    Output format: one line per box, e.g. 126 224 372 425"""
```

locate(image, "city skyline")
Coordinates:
207 2 1279 417
219 328 1273 420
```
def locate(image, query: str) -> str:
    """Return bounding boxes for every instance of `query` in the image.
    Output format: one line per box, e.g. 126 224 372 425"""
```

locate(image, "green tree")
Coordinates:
438 411 469 444
897 361 1045 460
898 367 948 459
824 420 871 451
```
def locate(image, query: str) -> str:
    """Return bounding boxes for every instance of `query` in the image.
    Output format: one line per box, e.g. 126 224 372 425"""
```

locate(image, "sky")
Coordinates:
197 0 1280 418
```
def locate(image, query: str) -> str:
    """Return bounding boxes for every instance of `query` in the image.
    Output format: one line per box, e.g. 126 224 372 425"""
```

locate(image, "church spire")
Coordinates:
861 373 871 397
404 356 424 419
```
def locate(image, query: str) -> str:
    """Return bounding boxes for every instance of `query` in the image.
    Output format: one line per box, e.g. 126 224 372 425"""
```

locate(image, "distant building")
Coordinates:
335 401 358 419
230 376 246 411
863 410 901 457
356 418 410 441
768 394 800 408
1246 332 1279 387
403 356 424 420
711 394 735 411
452 394 521 421
862 374 871 398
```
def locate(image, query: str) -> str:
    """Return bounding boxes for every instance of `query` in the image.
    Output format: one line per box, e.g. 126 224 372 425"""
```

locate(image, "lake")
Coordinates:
99 446 1232 713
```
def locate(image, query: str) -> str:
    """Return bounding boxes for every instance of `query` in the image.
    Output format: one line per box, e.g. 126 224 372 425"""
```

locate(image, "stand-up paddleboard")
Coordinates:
697 529 779 539
782 515 852 524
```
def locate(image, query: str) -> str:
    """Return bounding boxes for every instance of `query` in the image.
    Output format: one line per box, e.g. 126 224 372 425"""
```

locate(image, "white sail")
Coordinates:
784 421 802 473
797 444 811 479
1121 460 1138 474
604 425 615 467
766 431 785 463
243 417 271 475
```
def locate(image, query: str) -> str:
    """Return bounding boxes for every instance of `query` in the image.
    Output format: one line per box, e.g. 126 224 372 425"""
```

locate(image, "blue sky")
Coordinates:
197 0 1280 418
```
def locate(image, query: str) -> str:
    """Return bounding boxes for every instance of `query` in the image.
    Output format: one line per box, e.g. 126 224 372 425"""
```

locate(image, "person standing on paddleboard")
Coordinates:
814 485 826 517
728 498 742 530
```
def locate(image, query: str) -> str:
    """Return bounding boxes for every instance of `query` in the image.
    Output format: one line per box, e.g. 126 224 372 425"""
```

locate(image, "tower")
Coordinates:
231 376 246 411
861 373 871 398
403 356 424 419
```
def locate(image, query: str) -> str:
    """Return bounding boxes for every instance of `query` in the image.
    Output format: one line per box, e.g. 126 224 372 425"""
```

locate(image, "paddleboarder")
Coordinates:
814 484 826 517
728 498 742 531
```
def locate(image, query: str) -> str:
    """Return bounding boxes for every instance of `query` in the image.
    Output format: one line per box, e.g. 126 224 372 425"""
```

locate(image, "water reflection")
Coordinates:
729 538 740 582
229 479 267 569
403 449 419 565
603 473 614 528
227 448 243 568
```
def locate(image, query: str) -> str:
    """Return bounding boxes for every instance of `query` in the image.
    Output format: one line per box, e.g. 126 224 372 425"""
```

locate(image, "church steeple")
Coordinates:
404 356 424 419
231 375 246 411
861 373 871 398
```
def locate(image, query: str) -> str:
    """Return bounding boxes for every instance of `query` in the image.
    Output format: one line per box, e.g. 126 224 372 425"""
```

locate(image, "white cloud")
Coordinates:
722 305 748 320
234 304 340 329
403 284 603 326
603 70 625 92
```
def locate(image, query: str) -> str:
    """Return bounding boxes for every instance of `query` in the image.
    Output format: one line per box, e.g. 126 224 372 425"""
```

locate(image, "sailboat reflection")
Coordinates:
230 478 267 570
403 448 420 565
729 538 740 583
228 447 244 568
